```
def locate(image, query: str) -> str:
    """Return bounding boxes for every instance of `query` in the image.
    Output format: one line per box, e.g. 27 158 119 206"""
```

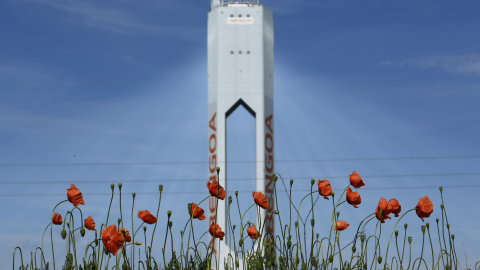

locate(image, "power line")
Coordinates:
0 155 479 167
1 172 479 185
1 184 479 197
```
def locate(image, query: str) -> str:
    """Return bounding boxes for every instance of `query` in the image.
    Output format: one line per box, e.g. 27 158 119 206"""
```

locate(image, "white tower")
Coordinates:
207 1 274 268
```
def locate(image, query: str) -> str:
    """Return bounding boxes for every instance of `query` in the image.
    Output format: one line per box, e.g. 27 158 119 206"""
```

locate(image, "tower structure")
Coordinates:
207 0 274 267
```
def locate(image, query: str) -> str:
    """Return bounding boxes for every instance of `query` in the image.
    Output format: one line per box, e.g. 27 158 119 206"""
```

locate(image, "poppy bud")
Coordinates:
408 236 412 244
236 259 239 267
295 222 298 228
110 184 114 190
61 230 67 239
143 226 147 231
360 234 365 242
287 240 292 249
117 218 121 225
235 191 238 197
132 192 136 198
167 210 172 218
247 221 251 225
67 253 73 263
451 234 455 240
135 242 142 245
316 233 319 239
328 255 333 263
395 230 398 237
311 219 315 227
122 263 128 270
336 212 340 218
67 222 70 228
228 196 232 205
436 218 439 223
80 228 85 237
331 192 335 196
188 203 192 213
159 185 163 192
118 183 122 190
446 224 450 229
352 246 356 252
168 221 172 228
239 239 243 247
426 222 430 229
439 186 443 193
311 179 315 186
421 226 425 234
216 167 220 173
273 174 277 183
274 210 279 214
232 225 236 230
290 179 294 186
440 204 444 210
446 264 450 270
302 262 306 269
378 256 382 264
404 223 408 229
104 247 109 255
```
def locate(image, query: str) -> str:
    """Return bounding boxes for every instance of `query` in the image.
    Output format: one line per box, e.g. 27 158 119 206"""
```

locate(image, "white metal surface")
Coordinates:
207 2 273 269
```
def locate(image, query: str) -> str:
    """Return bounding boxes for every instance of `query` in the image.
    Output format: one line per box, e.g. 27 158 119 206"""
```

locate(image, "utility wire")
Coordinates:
1 184 479 197
0 155 479 167
1 172 479 185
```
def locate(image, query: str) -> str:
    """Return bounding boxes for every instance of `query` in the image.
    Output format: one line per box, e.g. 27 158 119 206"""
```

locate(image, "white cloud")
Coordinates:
12 0 202 38
401 53 480 76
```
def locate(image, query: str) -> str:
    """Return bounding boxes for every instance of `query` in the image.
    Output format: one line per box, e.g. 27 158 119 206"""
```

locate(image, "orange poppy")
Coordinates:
388 199 401 217
209 223 225 240
67 184 85 206
252 192 268 209
375 197 392 223
416 196 433 222
349 171 365 188
84 216 95 231
207 179 226 200
52 212 62 225
137 210 157 224
317 179 333 200
118 227 131 242
247 225 259 239
346 187 361 208
333 220 349 231
189 203 206 220
101 224 125 256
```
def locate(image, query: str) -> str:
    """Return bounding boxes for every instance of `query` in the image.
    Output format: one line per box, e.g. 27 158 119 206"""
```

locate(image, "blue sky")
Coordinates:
1 0 480 268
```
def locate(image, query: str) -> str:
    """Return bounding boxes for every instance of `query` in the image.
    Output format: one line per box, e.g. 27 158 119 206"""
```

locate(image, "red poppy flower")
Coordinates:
252 191 268 209
207 179 226 200
118 227 131 242
67 184 85 206
137 210 157 224
333 220 349 231
52 212 62 225
388 199 401 217
189 203 206 220
209 223 225 240
346 187 361 208
101 224 125 255
349 171 365 188
375 197 392 223
416 196 433 222
317 179 333 200
84 216 95 231
247 225 259 239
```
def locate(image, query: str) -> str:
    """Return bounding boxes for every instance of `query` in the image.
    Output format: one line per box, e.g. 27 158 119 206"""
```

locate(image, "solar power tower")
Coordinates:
207 0 274 267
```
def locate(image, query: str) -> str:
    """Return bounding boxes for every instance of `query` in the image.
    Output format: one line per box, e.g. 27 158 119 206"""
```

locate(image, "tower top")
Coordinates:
211 1 261 9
